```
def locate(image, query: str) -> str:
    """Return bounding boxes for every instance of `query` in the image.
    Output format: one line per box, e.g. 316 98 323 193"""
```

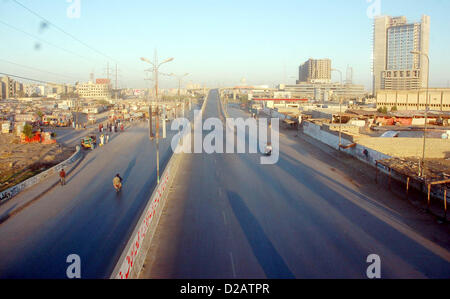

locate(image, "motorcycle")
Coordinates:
113 174 123 193
114 183 122 193
264 144 272 156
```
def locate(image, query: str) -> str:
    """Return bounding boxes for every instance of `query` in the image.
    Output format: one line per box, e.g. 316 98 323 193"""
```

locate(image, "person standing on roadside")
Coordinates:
59 169 66 186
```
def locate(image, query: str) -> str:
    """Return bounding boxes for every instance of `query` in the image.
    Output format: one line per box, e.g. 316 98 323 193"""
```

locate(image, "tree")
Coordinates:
377 106 388 114
22 124 33 139
391 105 398 112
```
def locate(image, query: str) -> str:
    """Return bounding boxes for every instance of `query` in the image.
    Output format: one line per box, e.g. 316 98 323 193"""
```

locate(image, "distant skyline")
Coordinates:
1 0 450 90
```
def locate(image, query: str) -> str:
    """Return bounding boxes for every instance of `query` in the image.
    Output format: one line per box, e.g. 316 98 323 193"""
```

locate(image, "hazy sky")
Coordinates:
1 0 450 90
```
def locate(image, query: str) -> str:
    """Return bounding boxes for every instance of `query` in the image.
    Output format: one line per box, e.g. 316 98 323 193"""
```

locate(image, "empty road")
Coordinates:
140 90 450 279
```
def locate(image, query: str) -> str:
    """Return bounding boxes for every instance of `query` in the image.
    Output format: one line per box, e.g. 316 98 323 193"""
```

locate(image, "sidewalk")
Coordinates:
0 151 85 224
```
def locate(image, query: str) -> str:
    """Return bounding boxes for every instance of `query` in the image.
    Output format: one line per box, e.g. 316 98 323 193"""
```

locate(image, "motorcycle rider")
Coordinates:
113 173 123 191
265 142 272 156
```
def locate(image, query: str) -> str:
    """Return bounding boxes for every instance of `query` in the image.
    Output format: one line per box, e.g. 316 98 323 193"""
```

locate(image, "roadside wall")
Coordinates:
354 137 450 159
303 121 391 166
303 120 449 203
0 146 82 204
111 153 179 279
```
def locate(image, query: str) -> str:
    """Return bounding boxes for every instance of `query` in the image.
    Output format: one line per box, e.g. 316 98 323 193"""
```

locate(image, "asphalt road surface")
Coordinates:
139 90 450 279
0 107 197 278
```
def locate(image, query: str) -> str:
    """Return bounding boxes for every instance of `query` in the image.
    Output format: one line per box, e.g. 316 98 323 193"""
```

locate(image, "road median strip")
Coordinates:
110 95 209 279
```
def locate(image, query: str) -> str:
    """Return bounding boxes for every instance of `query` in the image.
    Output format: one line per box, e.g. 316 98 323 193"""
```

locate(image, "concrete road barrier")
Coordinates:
0 146 83 204
110 147 182 279
110 94 210 279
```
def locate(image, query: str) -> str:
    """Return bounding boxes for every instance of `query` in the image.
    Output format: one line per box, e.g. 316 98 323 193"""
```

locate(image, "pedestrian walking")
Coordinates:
59 169 66 186
100 134 105 146
106 134 110 144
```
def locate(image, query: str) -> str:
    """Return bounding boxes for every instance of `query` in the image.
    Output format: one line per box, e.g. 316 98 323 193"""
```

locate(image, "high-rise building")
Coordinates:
372 15 430 94
345 66 353 85
0 80 4 100
298 59 331 84
0 76 16 99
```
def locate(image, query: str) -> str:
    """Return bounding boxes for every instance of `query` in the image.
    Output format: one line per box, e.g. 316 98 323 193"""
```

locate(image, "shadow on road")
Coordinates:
66 156 97 184
226 191 295 279
122 157 137 184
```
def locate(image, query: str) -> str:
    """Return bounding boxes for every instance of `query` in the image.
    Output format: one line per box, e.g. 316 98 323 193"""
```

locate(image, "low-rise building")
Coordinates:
279 82 368 101
82 106 106 114
14 113 40 123
76 81 111 100
376 88 450 112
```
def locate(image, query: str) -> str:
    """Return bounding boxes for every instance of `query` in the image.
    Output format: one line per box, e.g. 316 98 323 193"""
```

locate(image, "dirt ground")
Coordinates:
0 134 75 192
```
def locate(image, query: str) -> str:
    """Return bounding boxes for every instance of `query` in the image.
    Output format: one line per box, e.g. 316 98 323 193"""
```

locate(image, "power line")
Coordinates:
0 58 79 82
0 19 95 63
9 1 143 80
0 72 68 85
6 1 144 84
12 0 118 63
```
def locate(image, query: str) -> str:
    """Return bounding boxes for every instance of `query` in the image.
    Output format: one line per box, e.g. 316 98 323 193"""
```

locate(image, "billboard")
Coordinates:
96 78 111 85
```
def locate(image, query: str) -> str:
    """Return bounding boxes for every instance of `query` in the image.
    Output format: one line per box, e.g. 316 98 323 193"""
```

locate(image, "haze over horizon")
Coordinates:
1 0 450 90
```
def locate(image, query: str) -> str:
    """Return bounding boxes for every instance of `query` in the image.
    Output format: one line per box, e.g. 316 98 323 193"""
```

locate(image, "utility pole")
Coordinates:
411 51 430 178
140 51 174 184
115 64 118 101
171 73 189 114
106 62 110 81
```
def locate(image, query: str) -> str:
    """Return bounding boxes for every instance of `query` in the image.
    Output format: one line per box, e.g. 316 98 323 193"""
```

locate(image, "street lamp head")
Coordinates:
162 57 174 64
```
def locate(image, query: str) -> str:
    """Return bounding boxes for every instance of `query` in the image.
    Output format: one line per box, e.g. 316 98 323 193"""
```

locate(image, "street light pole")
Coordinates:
411 51 430 178
172 73 189 115
140 53 174 184
339 98 342 149
332 69 343 149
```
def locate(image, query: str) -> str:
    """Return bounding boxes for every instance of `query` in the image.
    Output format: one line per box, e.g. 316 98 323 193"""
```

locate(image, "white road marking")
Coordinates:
222 211 227 225
229 252 236 278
